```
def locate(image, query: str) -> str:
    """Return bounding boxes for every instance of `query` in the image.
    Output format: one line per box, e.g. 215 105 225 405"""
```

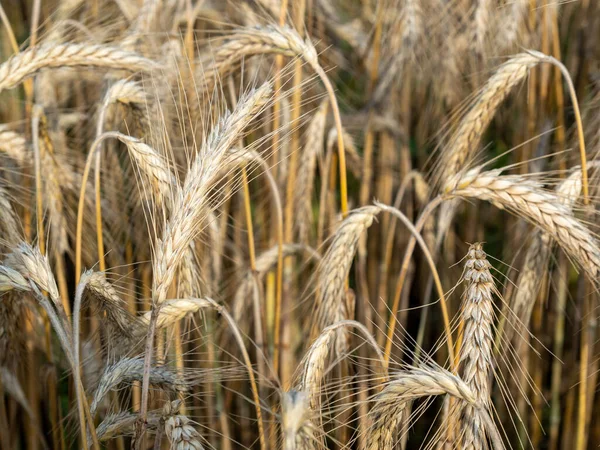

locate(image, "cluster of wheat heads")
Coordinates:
1 0 600 449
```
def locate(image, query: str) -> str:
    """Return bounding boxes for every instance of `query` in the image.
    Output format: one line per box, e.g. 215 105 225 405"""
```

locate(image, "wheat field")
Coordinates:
0 0 599 449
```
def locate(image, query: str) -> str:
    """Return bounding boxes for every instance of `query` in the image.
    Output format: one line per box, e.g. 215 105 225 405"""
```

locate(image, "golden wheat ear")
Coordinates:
456 243 496 449
444 168 600 279
0 43 159 94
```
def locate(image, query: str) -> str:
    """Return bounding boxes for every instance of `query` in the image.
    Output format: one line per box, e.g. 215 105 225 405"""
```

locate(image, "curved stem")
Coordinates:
256 161 284 387
31 285 100 450
312 64 348 216
529 51 588 204
202 298 266 450
32 107 45 255
75 132 123 283
94 152 106 272
378 172 422 347
381 197 456 371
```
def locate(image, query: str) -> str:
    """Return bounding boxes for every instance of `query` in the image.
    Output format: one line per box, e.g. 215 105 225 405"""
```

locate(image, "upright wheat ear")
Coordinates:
458 243 495 449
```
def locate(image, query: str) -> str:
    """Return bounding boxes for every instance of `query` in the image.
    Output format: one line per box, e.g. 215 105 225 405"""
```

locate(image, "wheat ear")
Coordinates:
151 82 272 303
75 130 177 279
444 168 600 279
136 298 212 332
300 320 385 411
90 356 188 415
365 367 477 450
4 245 99 448
500 166 590 350
295 101 328 243
0 43 158 93
95 411 160 443
83 271 135 339
438 52 541 185
282 391 314 450
165 414 205 450
202 24 348 214
5 243 61 306
0 128 28 164
458 243 496 450
138 297 266 449
314 206 381 354
0 187 20 245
